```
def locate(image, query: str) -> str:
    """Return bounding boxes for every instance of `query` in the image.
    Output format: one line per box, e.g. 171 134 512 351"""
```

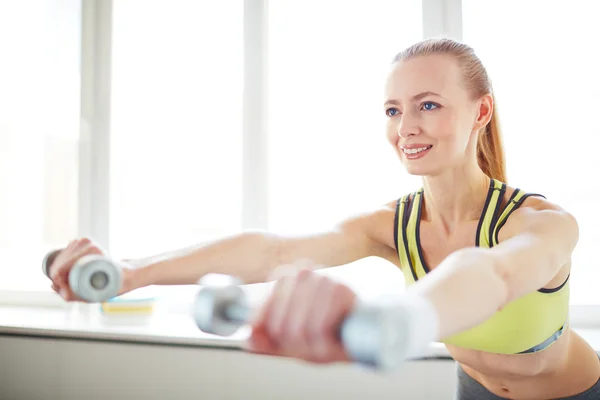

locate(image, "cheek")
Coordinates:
386 122 399 145
428 112 471 148
426 112 457 140
437 119 473 158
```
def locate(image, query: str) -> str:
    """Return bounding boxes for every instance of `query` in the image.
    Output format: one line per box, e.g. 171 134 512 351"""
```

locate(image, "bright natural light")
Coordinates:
463 0 600 305
267 0 423 236
109 0 244 260
0 0 81 290
3 2 600 399
0 0 598 309
266 0 423 287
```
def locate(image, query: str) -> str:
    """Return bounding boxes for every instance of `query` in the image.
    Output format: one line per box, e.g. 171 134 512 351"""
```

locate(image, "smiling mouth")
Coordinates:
402 145 432 155
400 145 433 159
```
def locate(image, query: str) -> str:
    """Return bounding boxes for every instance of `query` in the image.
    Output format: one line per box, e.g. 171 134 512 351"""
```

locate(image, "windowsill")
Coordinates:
0 303 248 349
2 260 599 358
1 303 600 359
0 302 453 358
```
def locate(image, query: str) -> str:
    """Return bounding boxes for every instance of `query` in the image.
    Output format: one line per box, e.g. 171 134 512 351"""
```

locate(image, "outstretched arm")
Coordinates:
247 197 579 365
413 196 578 339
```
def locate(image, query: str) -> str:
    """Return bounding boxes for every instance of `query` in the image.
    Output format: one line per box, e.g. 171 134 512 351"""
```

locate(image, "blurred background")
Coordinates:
0 0 597 302
0 1 598 398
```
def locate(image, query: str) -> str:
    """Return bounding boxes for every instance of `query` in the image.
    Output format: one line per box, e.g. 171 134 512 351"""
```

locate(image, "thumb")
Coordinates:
244 325 278 355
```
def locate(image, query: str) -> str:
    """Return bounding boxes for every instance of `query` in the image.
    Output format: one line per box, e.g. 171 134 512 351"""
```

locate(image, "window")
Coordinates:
267 0 423 235
463 0 600 305
266 0 423 289
3 0 598 323
0 0 81 290
109 0 244 259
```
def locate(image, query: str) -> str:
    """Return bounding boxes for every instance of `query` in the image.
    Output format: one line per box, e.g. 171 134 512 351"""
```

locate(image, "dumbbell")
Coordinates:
194 273 411 371
42 249 122 303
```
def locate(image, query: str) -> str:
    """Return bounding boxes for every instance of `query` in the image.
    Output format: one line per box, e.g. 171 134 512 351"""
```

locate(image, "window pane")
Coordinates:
463 1 600 305
267 1 423 236
0 0 81 290
110 0 244 258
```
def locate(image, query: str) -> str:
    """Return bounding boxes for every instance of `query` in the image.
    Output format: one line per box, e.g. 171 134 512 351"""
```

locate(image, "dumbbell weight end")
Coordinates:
340 302 410 371
42 249 63 278
194 274 250 336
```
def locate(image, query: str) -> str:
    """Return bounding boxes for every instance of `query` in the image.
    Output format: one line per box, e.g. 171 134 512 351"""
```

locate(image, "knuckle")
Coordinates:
296 268 313 281
331 282 351 298
79 237 91 246
87 246 102 255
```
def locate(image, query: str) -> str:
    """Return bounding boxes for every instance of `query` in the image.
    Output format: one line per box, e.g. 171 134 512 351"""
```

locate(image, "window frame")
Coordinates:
1 0 598 329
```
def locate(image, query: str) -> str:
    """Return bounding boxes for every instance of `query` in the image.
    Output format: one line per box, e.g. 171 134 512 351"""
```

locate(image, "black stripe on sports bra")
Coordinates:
402 193 419 282
414 191 430 273
493 191 547 245
393 198 401 255
475 179 496 247
538 273 571 293
488 183 507 247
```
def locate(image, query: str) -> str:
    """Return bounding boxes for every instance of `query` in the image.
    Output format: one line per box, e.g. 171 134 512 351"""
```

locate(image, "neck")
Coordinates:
420 162 491 232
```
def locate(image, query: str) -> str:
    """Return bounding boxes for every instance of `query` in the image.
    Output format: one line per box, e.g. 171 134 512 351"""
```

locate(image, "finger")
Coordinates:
51 242 102 283
308 282 356 362
245 324 278 355
264 275 297 345
59 285 84 302
73 237 92 250
250 265 318 348
280 269 321 350
252 263 301 328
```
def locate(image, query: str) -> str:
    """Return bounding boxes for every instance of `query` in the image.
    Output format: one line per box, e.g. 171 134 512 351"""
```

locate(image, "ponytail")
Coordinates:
477 100 506 182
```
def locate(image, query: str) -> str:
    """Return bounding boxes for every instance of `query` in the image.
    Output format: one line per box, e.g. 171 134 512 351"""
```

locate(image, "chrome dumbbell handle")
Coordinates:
222 302 250 324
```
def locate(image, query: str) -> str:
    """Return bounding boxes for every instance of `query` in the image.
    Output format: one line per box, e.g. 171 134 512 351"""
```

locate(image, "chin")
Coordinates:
401 161 439 177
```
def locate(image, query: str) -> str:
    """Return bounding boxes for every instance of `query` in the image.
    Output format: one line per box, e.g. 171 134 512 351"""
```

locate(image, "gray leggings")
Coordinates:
455 354 600 400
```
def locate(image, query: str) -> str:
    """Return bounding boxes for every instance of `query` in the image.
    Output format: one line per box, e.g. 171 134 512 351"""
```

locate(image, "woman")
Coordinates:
50 38 600 399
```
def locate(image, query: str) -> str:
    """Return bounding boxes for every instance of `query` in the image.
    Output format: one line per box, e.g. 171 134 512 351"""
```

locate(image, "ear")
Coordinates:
472 93 494 132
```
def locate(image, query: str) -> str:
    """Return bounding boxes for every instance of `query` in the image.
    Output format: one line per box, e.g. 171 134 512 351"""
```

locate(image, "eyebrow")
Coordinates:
384 91 444 106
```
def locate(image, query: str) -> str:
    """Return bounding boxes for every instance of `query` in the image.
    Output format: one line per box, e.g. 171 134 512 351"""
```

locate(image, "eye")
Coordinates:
385 107 400 117
421 101 440 111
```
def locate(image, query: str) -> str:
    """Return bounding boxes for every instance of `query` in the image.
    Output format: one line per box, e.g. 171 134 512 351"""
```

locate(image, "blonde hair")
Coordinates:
393 38 506 183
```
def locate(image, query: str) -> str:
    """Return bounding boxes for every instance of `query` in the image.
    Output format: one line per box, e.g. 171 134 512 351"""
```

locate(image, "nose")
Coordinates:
397 113 420 138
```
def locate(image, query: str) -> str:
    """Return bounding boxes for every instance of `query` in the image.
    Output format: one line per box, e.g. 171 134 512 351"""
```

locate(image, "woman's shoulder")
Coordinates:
495 181 576 242
496 180 565 214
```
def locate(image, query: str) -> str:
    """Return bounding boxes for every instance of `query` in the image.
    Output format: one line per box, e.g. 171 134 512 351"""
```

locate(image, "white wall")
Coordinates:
0 335 457 400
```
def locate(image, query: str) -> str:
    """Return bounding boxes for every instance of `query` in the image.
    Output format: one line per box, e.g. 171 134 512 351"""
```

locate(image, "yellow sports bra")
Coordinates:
394 178 570 354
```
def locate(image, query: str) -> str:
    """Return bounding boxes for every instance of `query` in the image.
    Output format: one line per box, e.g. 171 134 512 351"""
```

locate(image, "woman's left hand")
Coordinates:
246 264 357 364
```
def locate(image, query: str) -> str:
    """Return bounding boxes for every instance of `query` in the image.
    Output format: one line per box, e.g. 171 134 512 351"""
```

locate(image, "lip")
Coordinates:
400 144 433 150
400 144 433 160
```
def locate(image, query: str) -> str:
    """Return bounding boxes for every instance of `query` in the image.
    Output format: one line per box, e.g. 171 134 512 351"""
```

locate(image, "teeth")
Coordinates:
403 146 430 154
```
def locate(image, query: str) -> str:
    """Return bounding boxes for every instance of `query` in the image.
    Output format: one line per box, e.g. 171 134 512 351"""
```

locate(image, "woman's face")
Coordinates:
384 54 491 177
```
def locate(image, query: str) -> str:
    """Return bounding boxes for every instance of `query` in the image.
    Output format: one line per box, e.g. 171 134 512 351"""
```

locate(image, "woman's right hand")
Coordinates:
48 237 110 301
